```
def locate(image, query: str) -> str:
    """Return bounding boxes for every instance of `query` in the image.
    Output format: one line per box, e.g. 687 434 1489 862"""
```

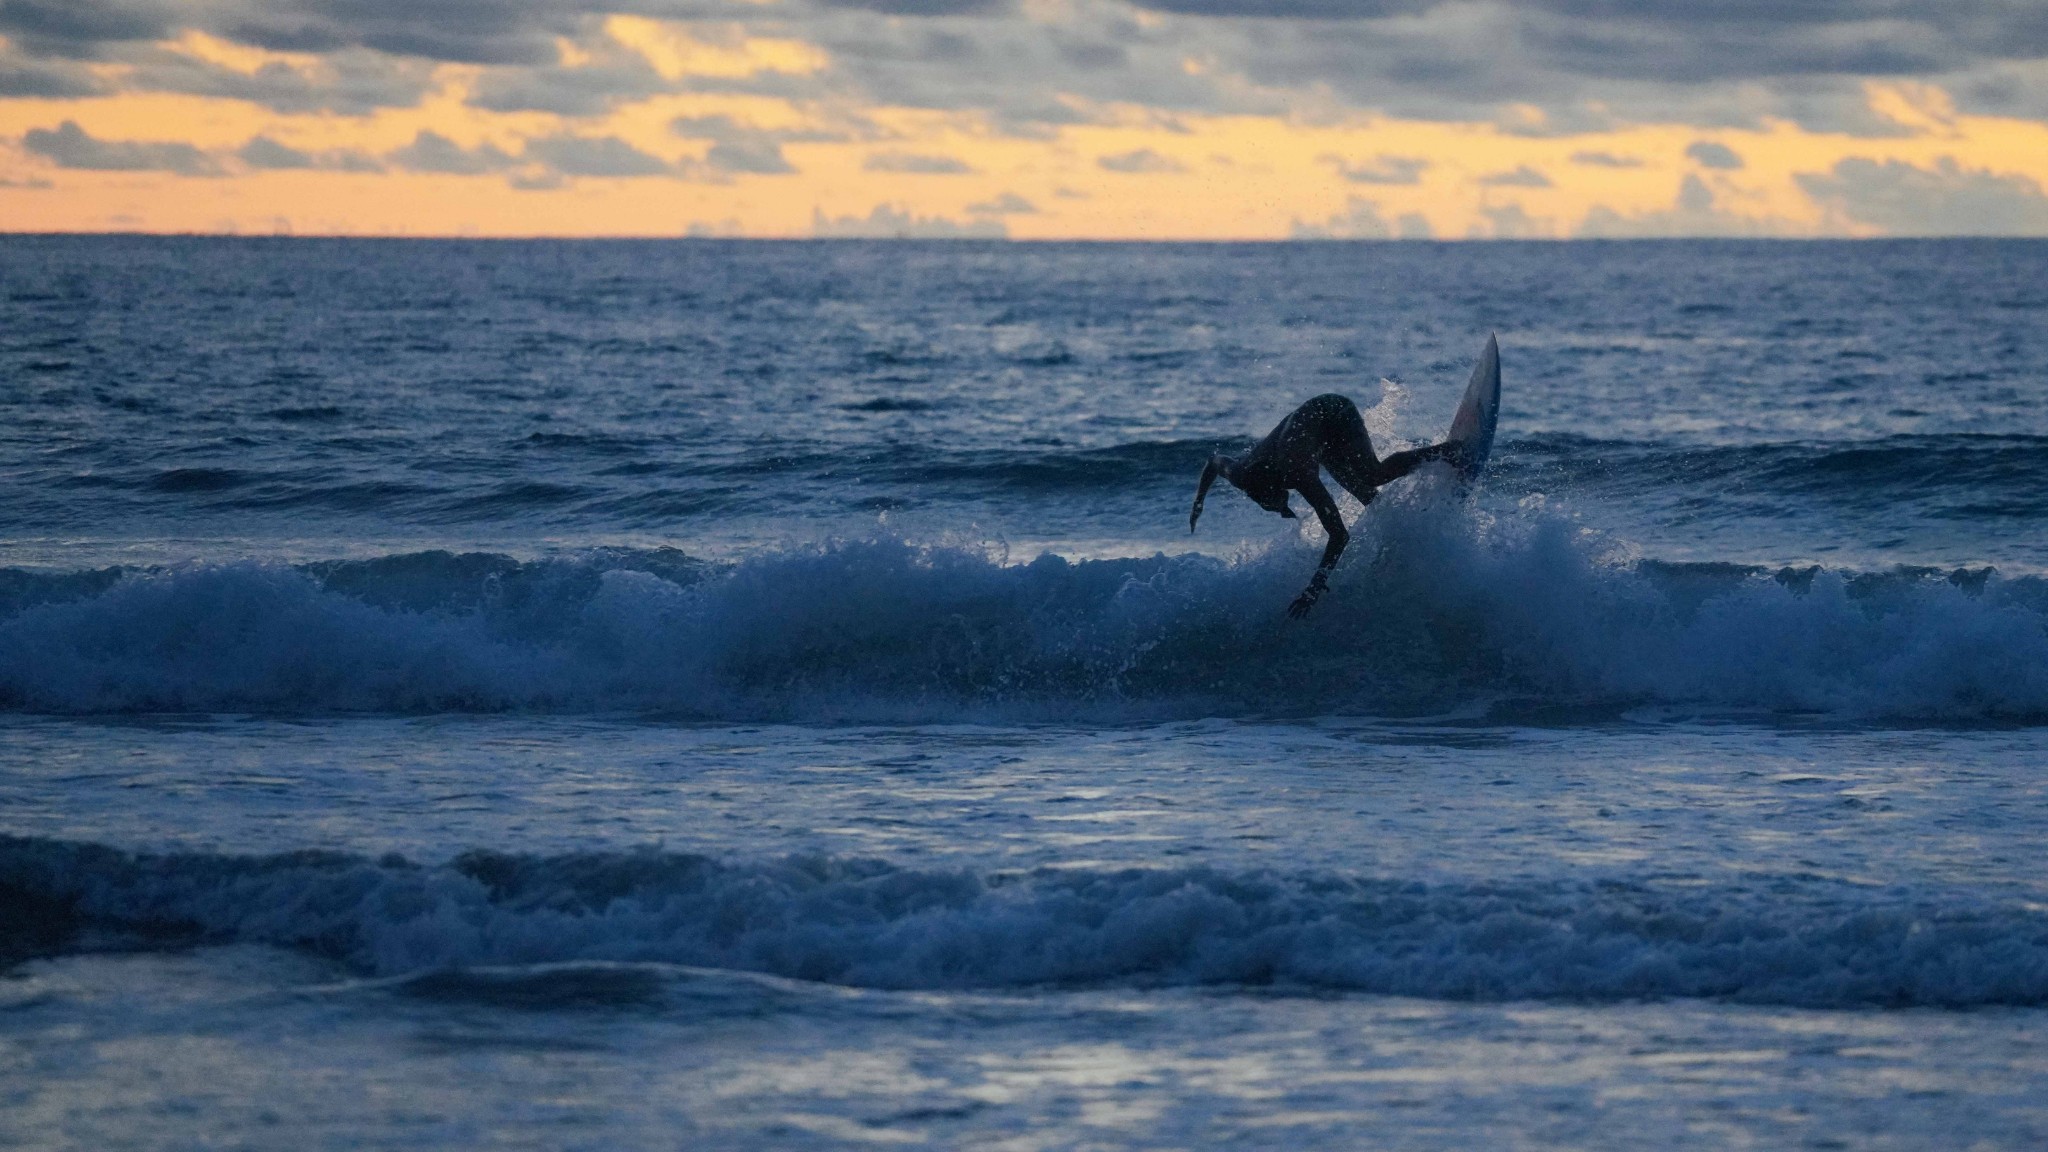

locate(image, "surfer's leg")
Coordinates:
1313 395 1385 505
1373 441 1460 485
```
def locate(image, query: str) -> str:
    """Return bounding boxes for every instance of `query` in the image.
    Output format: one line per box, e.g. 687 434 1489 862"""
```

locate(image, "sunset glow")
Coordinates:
5 4 2048 238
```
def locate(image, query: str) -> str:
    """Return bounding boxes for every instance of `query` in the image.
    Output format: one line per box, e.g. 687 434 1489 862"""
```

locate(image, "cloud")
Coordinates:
21 119 222 176
212 0 578 66
670 114 842 176
812 0 1012 13
1578 173 1800 237
1685 140 1744 170
1795 155 2048 236
8 0 2048 200
1098 148 1184 173
0 175 55 188
521 134 671 178
967 191 1034 214
1291 196 1432 239
236 134 381 172
0 55 105 97
237 136 313 169
703 139 791 174
0 0 173 58
385 129 515 175
466 50 670 116
1570 150 1643 168
812 203 1007 238
1472 201 1551 238
121 44 435 115
864 151 974 174
1133 0 1433 15
1325 152 1429 184
1477 164 1552 188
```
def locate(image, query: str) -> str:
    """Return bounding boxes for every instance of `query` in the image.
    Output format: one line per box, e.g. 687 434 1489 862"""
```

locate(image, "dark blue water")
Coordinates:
5 237 2048 1149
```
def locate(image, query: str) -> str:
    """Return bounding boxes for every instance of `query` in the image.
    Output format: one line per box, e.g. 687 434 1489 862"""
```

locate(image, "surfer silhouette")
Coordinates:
1190 395 1459 617
1188 335 1500 619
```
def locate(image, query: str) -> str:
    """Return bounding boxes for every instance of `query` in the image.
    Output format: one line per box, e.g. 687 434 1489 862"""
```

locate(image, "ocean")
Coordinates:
3 235 2047 1148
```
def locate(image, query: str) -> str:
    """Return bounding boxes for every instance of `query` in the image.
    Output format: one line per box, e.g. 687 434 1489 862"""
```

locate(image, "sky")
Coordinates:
3 0 2048 238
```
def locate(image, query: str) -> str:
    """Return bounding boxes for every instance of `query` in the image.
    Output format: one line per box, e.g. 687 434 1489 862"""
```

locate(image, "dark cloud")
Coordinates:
1685 140 1744 169
0 56 104 97
5 0 2048 147
1153 3 2048 135
467 54 670 116
0 0 172 58
21 119 222 175
235 134 383 171
220 0 577 66
967 190 1034 214
1796 155 2048 235
386 129 516 175
522 133 671 177
810 0 1010 13
671 114 853 145
1098 148 1183 173
237 135 314 169
1478 164 1552 187
804 9 1230 135
1570 150 1643 167
680 70 834 101
1326 153 1428 184
126 47 436 114
705 139 794 174
1133 0 1431 16
864 151 974 173
671 113 858 175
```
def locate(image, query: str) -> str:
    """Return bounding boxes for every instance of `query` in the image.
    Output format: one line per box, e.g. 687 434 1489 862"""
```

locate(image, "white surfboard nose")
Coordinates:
1446 334 1502 479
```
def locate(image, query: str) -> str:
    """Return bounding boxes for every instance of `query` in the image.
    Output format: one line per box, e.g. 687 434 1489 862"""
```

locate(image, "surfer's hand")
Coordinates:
1287 572 1329 619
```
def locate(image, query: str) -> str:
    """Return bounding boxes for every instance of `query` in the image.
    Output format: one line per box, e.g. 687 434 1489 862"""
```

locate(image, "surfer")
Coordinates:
1189 335 1498 618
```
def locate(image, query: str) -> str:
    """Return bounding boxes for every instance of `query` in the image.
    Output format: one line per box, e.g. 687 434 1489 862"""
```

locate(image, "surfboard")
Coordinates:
1444 333 1501 481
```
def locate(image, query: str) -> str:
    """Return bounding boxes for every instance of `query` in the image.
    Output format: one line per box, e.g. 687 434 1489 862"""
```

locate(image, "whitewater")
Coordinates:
4 236 2048 1149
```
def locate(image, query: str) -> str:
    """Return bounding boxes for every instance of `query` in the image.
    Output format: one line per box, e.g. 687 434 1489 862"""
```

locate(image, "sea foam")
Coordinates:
6 835 2046 1008
2 501 2046 719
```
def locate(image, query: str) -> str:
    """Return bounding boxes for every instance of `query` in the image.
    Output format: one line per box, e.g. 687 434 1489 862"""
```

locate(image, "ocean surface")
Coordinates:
3 235 2047 1148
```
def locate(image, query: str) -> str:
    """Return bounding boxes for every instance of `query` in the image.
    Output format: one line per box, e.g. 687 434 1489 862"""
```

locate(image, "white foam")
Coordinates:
8 837 2047 1007
1 506 2045 718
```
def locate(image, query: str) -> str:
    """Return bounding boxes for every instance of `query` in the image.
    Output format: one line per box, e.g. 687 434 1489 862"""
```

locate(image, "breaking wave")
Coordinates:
6 835 2047 1008
3 500 2047 719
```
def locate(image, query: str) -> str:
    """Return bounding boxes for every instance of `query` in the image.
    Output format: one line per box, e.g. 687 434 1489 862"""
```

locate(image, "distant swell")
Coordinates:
3 502 2047 719
1497 432 2048 518
6 836 2047 1008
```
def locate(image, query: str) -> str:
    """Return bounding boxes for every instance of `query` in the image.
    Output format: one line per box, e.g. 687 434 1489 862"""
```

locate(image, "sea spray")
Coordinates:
2 504 2046 719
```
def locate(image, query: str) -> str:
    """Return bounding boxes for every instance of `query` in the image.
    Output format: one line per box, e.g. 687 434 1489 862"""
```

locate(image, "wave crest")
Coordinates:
3 506 2047 718
6 836 2046 1008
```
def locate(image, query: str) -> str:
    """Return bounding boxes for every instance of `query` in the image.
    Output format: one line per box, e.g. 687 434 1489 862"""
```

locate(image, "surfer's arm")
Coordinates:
1190 455 1227 532
1288 476 1348 619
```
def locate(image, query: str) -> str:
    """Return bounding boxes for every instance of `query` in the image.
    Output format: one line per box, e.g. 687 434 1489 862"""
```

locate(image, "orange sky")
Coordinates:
4 17 2048 239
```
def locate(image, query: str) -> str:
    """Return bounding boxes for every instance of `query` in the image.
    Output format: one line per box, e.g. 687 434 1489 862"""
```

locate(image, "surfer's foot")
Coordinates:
1287 572 1329 619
